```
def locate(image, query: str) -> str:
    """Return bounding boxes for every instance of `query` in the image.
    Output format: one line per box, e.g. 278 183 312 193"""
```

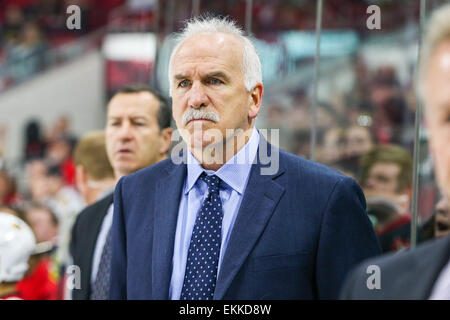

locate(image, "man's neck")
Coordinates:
114 154 168 182
86 179 116 205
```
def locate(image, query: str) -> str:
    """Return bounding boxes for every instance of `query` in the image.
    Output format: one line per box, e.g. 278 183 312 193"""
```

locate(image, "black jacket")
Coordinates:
70 193 113 300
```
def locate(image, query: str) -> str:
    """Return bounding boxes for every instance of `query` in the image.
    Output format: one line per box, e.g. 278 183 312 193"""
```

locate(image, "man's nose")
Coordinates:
366 179 376 189
117 122 133 140
188 81 208 109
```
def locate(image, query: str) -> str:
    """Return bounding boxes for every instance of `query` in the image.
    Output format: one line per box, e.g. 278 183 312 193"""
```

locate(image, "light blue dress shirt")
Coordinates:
169 128 260 300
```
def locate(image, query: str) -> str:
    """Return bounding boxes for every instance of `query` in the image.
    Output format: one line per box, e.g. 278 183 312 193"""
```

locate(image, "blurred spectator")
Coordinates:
360 144 413 252
1 5 25 45
6 20 48 82
337 125 374 176
73 131 115 205
0 212 36 300
46 116 77 148
23 119 46 162
45 164 83 217
368 66 414 145
26 159 50 203
318 127 345 166
16 202 59 300
0 169 21 206
345 125 374 160
44 165 83 267
46 138 76 186
23 202 58 245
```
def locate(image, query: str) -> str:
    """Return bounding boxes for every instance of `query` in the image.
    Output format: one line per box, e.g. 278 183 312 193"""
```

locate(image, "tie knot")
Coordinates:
200 173 221 194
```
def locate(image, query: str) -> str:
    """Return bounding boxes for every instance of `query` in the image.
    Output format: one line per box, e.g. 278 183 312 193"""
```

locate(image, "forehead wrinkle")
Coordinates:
426 47 450 113
171 32 244 76
173 58 235 78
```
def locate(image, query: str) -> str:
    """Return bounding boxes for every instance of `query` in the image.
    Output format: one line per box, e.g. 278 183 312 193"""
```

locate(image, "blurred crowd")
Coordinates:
261 59 448 252
0 116 83 299
0 0 125 88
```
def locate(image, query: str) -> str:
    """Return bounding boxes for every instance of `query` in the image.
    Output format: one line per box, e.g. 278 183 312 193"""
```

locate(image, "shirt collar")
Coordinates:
185 128 260 195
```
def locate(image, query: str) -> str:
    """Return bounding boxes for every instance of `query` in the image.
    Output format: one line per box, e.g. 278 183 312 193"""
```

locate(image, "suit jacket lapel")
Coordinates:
406 236 450 299
214 138 285 299
152 162 187 299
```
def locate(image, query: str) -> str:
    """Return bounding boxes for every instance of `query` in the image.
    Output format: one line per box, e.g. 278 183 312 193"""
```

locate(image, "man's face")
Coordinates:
26 208 57 243
365 162 401 195
345 126 373 157
106 92 165 178
424 41 450 201
170 32 261 149
435 197 450 238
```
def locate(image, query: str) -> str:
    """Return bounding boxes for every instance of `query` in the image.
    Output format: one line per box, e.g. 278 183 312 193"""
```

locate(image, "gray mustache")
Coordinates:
182 109 220 126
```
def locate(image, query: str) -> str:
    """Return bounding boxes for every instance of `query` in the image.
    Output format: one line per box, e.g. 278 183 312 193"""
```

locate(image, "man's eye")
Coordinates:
208 78 222 85
109 122 120 127
445 113 450 123
179 80 190 88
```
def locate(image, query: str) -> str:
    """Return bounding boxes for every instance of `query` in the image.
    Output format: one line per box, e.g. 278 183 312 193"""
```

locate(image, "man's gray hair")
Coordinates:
419 4 450 100
168 16 262 95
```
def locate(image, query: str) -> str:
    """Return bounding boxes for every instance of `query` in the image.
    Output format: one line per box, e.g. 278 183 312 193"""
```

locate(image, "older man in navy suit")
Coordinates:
109 16 381 300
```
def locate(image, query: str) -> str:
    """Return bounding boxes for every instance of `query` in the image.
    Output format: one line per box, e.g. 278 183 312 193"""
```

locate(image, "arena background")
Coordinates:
0 0 448 275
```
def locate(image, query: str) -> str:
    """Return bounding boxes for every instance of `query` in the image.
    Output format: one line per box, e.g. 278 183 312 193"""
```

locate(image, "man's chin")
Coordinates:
115 162 141 176
189 139 219 150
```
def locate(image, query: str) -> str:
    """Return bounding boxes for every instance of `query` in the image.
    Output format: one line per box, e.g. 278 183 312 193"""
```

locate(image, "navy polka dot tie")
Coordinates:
180 173 223 300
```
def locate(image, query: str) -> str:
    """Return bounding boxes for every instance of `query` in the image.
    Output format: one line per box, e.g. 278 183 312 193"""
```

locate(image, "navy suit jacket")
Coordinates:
110 138 381 299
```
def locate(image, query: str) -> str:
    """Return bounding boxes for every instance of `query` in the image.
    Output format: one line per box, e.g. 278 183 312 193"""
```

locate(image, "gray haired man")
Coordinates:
110 16 380 300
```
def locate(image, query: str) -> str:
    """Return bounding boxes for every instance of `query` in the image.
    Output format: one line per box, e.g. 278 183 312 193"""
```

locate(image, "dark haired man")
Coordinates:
70 84 172 300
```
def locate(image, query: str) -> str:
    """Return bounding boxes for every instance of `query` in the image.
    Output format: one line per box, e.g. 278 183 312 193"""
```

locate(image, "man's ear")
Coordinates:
159 127 173 154
248 82 264 120
75 165 87 194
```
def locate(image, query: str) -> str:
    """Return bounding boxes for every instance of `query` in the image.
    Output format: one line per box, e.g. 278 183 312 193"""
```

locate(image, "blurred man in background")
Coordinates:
73 130 115 206
341 4 450 299
360 144 413 252
337 125 374 177
70 84 172 300
23 203 58 246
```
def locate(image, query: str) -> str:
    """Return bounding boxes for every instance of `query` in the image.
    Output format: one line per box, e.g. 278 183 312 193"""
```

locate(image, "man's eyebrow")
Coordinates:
174 74 188 80
107 115 149 120
206 72 229 81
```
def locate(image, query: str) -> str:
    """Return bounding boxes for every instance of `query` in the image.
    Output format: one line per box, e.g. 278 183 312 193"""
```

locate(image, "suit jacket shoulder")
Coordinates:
118 158 177 195
72 194 114 232
341 235 450 299
279 149 353 184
